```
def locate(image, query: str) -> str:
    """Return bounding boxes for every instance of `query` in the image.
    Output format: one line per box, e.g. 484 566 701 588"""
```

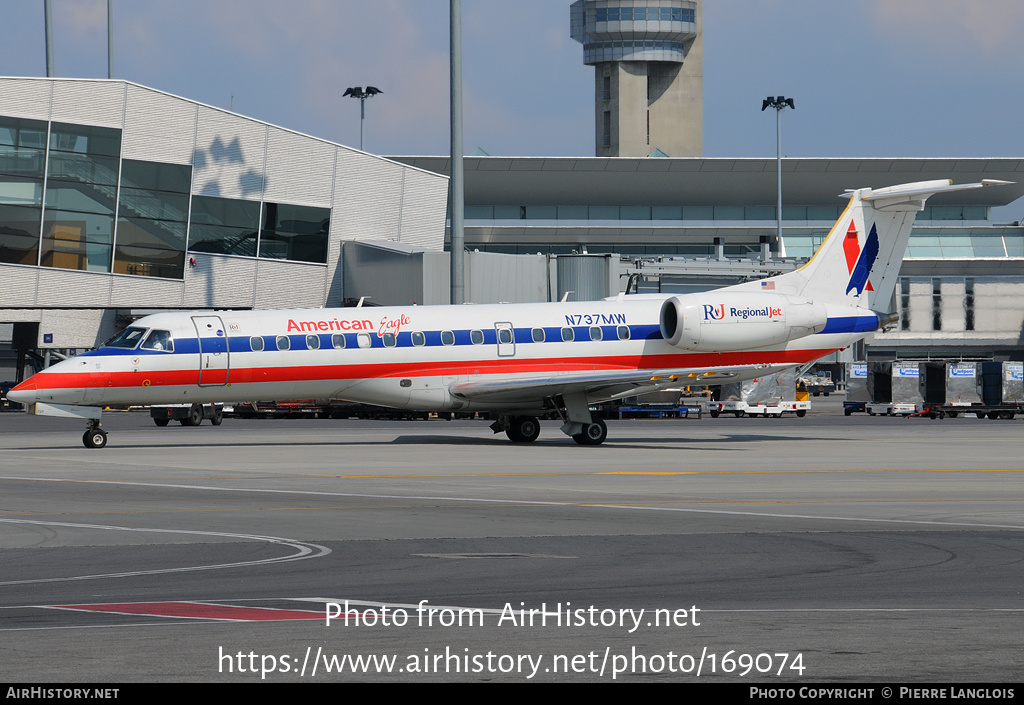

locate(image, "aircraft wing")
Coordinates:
448 366 763 405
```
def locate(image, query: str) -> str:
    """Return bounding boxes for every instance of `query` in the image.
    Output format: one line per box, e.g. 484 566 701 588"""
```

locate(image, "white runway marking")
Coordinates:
0 517 331 586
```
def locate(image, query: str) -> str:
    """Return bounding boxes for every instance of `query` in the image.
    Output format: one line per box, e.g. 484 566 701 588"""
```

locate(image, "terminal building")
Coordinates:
0 76 448 377
392 155 1024 362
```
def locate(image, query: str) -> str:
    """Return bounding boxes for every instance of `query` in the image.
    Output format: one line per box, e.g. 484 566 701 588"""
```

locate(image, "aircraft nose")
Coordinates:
6 377 38 405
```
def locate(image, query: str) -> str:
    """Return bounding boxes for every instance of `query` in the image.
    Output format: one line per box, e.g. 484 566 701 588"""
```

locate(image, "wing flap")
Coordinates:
448 367 755 405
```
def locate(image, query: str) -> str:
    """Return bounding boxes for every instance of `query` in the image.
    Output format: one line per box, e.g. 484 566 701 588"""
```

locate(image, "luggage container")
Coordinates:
867 362 921 415
709 370 810 418
945 362 982 406
843 363 869 415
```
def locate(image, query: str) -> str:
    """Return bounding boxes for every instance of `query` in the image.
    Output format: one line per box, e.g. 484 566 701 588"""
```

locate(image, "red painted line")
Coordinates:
56 601 323 621
28 349 836 392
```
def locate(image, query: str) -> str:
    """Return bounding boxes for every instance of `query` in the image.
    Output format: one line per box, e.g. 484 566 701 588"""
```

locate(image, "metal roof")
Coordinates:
390 156 1024 207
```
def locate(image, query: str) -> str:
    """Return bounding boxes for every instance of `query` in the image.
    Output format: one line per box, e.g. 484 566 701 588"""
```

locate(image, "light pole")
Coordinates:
450 0 464 305
343 86 382 151
762 95 795 259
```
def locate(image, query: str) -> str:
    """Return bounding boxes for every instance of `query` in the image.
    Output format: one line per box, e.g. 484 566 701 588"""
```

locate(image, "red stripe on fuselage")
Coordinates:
29 349 834 392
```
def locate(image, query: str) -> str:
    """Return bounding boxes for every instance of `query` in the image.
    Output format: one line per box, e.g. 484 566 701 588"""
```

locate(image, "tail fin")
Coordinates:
775 179 1011 311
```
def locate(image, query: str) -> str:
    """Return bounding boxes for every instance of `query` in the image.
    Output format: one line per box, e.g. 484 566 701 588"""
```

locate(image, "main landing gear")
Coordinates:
493 393 610 446
571 418 607 446
555 392 607 446
83 420 107 449
491 415 542 443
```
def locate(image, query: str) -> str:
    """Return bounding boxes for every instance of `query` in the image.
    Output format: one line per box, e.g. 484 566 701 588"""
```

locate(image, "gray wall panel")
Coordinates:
333 150 403 244
343 241 424 306
975 280 1024 336
111 275 184 308
465 251 550 303
399 169 448 250
123 86 198 164
37 309 112 348
263 128 335 205
36 269 112 307
253 260 326 309
193 108 267 200
0 266 40 307
0 309 43 322
50 80 125 128
184 254 257 309
0 78 51 119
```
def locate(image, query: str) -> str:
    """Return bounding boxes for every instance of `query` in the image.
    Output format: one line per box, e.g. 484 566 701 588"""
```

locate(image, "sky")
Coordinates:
2 0 1024 162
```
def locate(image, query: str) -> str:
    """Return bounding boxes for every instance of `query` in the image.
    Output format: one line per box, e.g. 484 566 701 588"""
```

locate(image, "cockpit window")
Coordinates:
103 327 147 349
141 329 174 352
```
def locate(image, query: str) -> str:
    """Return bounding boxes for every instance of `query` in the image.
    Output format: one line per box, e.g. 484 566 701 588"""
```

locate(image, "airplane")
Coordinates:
7 178 1010 449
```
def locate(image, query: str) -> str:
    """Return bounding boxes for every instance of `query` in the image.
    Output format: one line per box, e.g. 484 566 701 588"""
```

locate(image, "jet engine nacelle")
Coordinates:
660 292 830 352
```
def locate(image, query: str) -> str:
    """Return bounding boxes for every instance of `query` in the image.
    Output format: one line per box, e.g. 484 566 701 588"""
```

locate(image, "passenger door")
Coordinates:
192 316 229 386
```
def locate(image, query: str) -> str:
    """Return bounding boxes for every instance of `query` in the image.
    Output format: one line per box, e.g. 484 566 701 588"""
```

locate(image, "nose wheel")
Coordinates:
83 421 108 449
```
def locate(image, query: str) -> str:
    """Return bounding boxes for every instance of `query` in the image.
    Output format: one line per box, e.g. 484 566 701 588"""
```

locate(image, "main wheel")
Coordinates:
83 428 107 449
506 415 540 443
572 419 607 446
154 417 169 427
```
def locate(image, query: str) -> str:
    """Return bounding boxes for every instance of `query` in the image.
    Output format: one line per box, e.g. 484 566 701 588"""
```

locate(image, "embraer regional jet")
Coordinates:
8 179 1010 448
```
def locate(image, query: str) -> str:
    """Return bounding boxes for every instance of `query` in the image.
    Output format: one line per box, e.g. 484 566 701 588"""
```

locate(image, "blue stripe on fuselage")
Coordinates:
817 316 879 335
82 324 666 357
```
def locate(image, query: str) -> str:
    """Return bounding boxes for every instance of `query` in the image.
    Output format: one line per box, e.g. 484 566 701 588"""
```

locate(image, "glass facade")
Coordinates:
464 201 1024 262
189 195 260 257
594 6 695 23
0 114 335 279
115 160 191 278
0 116 46 266
41 122 121 272
258 202 330 263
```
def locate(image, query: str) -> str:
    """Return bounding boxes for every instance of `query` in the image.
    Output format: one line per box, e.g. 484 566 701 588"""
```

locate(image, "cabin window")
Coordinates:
561 327 574 342
332 334 346 349
412 331 426 347
382 333 396 347
471 330 484 345
617 325 630 340
306 334 320 350
589 326 602 341
357 333 371 349
250 336 265 351
141 329 173 352
276 335 290 350
498 328 513 344
441 330 455 346
531 328 545 343
103 327 146 349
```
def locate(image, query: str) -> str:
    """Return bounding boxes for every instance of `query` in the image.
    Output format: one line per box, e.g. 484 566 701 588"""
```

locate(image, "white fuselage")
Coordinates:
14 295 875 414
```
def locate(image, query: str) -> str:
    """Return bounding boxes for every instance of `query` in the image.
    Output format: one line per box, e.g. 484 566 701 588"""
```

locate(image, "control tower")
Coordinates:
570 0 702 157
